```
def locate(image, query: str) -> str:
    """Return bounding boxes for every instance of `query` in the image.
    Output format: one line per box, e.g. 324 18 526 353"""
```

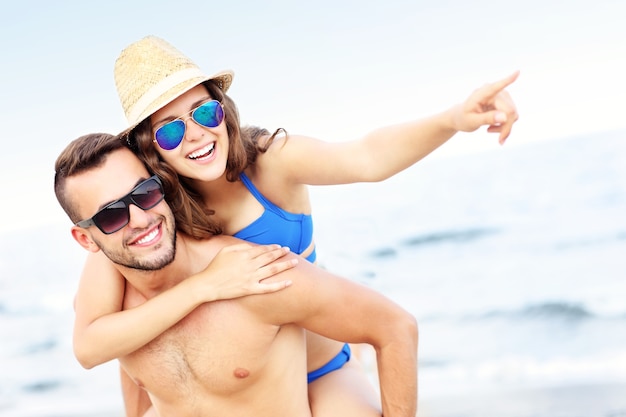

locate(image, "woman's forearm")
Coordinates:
74 277 204 368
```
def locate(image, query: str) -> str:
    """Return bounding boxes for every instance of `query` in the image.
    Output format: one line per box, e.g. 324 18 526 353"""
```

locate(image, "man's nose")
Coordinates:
127 204 152 229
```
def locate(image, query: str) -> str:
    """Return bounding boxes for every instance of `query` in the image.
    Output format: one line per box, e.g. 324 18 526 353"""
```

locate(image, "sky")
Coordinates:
1 0 625 233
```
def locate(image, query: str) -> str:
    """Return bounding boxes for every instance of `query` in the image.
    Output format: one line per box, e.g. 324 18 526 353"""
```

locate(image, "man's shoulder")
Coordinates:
181 233 250 252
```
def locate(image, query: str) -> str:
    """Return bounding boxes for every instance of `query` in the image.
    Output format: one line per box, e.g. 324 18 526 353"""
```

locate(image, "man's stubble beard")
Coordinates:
94 213 178 271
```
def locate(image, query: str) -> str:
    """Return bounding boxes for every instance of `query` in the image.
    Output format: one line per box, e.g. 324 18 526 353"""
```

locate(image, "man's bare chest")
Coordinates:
120 301 296 398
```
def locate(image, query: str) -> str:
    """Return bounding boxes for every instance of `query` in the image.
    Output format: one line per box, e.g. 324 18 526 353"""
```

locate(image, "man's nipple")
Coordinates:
233 368 250 379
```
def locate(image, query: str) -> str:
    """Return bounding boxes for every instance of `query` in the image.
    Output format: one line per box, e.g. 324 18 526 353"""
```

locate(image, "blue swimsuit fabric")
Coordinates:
307 343 352 384
234 172 316 263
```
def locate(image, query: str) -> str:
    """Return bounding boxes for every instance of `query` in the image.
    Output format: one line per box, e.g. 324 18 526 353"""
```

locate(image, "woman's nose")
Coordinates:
182 116 206 143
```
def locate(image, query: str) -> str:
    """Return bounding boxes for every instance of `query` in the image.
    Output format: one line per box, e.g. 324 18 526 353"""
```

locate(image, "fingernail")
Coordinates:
495 112 507 123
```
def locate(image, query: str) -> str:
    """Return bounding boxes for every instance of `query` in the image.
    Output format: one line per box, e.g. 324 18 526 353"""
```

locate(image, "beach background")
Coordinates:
1 1 625 416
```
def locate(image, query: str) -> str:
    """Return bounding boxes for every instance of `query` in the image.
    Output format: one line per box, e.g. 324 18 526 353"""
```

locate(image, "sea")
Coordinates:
1 130 625 417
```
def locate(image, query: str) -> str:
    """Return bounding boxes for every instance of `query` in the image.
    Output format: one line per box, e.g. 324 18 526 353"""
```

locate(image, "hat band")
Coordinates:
126 67 207 125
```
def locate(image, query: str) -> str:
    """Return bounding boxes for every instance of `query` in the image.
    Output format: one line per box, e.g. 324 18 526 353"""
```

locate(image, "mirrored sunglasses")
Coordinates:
154 100 224 151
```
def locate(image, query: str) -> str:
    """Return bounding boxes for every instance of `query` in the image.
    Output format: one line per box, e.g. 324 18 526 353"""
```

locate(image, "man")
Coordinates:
54 133 418 417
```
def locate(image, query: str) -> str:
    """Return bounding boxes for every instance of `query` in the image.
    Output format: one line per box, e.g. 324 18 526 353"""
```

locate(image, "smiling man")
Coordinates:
54 133 418 417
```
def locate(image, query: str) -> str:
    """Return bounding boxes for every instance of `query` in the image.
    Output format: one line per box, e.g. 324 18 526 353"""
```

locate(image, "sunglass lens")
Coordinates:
155 120 185 150
193 101 224 128
93 201 129 234
133 179 165 209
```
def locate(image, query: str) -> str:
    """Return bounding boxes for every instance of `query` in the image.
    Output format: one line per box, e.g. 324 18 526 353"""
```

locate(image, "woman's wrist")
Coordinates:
185 272 216 304
443 104 463 133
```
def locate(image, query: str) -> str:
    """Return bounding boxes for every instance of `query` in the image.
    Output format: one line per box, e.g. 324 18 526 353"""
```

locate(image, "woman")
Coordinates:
74 35 518 417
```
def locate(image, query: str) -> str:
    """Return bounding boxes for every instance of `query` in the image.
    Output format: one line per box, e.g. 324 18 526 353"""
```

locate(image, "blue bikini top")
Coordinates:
233 173 316 262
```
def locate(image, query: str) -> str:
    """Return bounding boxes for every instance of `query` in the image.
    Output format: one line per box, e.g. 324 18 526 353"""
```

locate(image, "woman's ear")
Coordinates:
70 226 101 253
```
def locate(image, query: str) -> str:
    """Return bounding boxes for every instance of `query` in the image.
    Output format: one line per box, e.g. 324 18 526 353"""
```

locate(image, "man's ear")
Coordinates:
70 226 101 253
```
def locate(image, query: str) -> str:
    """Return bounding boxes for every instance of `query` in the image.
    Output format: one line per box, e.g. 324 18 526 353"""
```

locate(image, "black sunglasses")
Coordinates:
75 175 165 234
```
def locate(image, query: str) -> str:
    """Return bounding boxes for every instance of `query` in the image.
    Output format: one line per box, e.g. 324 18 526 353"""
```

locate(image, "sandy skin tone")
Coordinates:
73 72 519 415
68 147 418 417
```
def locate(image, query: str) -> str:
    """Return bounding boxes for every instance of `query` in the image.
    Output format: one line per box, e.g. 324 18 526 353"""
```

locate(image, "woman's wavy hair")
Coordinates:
127 80 284 239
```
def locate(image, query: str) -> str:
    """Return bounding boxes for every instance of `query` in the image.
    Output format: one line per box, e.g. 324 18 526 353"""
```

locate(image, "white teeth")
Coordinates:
188 143 215 160
136 228 159 245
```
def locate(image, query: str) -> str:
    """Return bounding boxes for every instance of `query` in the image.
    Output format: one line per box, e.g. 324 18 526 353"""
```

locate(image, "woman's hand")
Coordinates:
191 243 297 301
452 71 520 144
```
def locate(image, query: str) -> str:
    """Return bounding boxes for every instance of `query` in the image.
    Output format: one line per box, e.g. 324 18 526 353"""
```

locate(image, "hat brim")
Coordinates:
120 70 233 138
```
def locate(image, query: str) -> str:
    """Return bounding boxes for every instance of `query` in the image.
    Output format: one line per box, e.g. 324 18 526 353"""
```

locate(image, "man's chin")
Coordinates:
103 245 177 271
134 252 176 271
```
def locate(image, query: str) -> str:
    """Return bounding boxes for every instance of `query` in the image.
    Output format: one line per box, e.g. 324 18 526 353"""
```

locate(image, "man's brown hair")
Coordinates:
54 133 126 223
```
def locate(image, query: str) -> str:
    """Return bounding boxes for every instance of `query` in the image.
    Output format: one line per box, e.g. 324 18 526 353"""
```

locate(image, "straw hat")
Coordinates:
114 35 233 132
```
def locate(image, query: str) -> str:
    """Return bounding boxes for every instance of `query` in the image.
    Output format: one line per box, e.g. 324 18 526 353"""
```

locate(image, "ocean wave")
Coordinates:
499 301 593 320
421 351 626 397
368 247 397 258
21 379 62 393
401 227 499 247
554 230 626 250
22 339 57 355
423 301 626 322
367 227 499 258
